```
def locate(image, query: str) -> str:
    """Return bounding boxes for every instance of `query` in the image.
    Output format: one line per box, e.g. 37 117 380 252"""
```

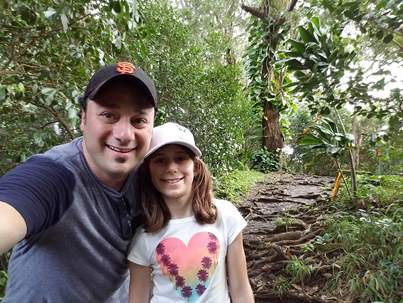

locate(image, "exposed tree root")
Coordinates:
255 292 339 303
240 173 342 302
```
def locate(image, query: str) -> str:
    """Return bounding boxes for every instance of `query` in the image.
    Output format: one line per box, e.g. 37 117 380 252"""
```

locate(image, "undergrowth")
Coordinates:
319 175 403 302
214 169 266 204
275 175 402 302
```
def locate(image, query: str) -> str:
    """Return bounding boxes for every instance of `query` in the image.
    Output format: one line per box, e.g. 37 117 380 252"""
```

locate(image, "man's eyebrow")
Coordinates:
137 109 152 114
89 99 117 107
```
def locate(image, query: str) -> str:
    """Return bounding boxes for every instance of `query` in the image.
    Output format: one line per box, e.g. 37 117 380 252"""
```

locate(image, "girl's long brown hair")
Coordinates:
138 147 217 233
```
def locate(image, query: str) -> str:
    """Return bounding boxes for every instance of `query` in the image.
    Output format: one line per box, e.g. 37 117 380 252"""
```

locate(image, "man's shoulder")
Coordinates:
0 138 82 188
41 137 82 163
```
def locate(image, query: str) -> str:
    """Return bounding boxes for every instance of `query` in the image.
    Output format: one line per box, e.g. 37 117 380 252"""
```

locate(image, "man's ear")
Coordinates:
79 109 86 131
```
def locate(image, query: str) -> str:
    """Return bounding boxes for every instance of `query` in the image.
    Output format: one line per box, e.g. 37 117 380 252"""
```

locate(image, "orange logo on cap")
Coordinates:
116 62 135 74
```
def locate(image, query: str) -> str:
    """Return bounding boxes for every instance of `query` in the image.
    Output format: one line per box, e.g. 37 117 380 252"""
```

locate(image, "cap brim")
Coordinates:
144 142 202 160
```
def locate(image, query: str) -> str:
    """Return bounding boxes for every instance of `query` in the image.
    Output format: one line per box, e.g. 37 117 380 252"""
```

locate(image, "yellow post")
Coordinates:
331 171 342 200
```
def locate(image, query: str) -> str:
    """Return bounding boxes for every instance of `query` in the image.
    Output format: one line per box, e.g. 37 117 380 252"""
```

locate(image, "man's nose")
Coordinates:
113 119 135 143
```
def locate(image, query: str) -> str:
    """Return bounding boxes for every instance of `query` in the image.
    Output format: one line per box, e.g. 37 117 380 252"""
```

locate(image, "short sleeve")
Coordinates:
215 199 247 245
0 156 76 237
127 228 152 266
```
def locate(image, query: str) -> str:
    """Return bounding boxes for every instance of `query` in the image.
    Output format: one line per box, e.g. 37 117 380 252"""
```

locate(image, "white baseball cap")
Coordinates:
144 122 202 159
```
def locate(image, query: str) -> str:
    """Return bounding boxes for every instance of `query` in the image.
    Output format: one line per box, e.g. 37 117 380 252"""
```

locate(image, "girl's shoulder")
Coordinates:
213 198 241 215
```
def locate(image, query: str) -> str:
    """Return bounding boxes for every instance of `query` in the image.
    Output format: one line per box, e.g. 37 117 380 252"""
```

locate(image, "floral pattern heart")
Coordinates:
155 231 220 302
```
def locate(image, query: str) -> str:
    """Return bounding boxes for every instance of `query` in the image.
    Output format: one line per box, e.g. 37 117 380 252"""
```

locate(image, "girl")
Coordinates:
128 122 254 303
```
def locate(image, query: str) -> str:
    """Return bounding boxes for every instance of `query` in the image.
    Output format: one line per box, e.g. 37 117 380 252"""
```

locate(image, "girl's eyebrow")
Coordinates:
151 152 165 158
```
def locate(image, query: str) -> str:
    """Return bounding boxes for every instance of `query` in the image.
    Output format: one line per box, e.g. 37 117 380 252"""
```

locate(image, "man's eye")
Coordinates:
100 112 115 121
132 118 148 128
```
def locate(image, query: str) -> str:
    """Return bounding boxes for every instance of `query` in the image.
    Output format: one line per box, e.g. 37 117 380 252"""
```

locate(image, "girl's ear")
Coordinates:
193 158 201 176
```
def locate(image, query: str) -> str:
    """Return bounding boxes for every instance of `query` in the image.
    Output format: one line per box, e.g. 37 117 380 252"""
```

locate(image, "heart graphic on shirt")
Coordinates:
155 231 220 302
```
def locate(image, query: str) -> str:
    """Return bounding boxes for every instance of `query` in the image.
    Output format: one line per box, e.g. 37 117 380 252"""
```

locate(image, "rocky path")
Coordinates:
239 172 337 303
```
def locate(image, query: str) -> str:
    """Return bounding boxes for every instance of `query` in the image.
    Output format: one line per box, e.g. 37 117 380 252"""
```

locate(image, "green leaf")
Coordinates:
16 83 25 93
383 34 394 43
298 134 322 145
319 106 331 115
311 16 320 30
376 0 388 10
376 30 384 40
283 58 304 70
0 86 6 101
41 87 57 105
298 26 316 44
110 1 121 13
288 39 305 54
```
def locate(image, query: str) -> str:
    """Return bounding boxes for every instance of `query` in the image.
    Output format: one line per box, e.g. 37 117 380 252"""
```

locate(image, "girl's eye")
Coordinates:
152 157 165 164
176 155 190 162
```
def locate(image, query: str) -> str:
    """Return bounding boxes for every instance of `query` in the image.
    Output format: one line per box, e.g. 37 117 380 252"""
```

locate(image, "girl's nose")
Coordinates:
166 160 178 173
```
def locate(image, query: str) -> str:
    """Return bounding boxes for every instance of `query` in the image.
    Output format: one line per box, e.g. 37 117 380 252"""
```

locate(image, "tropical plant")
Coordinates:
285 256 314 284
298 116 357 198
281 16 357 115
242 0 299 155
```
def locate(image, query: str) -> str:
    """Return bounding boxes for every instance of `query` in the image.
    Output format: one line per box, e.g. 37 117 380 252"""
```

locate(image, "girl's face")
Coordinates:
148 144 195 205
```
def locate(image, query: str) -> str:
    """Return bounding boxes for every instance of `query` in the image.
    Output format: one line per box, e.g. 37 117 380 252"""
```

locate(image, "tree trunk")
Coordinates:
352 115 361 170
263 101 284 151
242 0 298 153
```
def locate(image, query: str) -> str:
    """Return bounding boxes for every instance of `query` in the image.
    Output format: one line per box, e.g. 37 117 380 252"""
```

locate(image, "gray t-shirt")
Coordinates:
0 137 142 302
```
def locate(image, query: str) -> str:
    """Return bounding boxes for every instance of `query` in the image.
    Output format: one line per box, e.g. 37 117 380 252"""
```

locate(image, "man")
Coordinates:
0 62 157 302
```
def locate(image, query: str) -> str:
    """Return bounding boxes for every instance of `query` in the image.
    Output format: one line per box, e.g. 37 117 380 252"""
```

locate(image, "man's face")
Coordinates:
80 81 155 190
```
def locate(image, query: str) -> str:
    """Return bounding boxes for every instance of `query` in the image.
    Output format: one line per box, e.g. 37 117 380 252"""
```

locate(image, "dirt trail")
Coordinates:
239 172 337 303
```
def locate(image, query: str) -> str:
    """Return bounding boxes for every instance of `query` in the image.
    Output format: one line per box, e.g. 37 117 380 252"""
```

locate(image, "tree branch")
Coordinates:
287 0 299 12
241 4 267 20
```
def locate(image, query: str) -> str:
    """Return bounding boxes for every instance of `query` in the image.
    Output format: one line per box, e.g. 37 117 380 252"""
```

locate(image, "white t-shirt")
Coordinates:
127 199 247 303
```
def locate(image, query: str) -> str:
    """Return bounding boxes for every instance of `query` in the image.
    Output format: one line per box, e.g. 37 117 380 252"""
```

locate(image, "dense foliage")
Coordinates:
0 0 252 177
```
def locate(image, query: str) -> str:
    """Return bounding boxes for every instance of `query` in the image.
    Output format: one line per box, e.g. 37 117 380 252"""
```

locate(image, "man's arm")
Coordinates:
0 201 27 254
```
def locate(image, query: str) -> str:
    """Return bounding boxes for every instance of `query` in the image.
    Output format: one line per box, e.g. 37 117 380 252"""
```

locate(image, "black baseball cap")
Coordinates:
79 62 157 108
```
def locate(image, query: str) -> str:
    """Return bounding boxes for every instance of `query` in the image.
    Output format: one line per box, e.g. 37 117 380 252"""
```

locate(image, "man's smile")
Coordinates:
106 144 136 153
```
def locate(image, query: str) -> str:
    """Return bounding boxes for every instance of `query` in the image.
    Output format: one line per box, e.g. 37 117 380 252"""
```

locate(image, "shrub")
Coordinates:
250 148 279 173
